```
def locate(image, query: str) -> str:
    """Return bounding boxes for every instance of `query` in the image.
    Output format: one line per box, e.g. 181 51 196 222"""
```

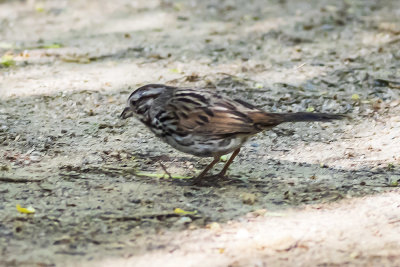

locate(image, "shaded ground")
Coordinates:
0 0 400 266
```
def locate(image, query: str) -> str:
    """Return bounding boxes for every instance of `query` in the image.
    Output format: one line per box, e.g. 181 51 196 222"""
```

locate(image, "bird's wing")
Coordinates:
165 89 275 136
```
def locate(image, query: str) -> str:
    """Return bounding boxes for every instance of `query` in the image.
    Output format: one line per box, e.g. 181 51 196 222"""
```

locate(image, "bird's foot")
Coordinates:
187 171 238 186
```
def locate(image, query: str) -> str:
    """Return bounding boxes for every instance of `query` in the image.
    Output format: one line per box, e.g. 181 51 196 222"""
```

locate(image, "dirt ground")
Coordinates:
1 0 400 266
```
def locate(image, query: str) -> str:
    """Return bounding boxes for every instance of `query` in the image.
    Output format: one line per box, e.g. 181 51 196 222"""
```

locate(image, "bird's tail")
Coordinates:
274 112 346 123
251 112 346 128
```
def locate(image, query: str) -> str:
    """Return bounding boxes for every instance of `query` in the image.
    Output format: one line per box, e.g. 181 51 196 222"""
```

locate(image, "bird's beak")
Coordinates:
120 107 134 119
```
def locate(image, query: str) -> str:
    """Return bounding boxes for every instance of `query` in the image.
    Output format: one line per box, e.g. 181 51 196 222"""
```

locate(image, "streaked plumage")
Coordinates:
121 84 344 181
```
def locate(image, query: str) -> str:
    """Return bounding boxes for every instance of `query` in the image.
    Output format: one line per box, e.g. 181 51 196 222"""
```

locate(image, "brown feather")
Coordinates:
162 87 344 137
165 90 260 136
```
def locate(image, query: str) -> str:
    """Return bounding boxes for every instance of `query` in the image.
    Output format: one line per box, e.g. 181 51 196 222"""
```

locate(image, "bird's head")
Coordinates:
120 84 171 119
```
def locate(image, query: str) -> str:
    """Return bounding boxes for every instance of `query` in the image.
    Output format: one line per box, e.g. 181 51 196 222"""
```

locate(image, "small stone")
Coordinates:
0 125 9 132
246 209 267 218
206 222 221 231
0 165 10 171
175 216 192 225
241 193 257 205
30 151 42 162
82 154 103 164
109 151 119 157
235 228 250 239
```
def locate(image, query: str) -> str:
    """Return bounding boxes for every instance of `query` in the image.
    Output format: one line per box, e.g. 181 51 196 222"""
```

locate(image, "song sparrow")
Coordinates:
120 84 344 181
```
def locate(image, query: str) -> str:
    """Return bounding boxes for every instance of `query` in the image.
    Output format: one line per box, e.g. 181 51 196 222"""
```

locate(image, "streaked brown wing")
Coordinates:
165 89 265 136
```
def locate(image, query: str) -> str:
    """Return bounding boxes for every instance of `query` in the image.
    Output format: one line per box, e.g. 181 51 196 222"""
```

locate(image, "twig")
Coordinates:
0 177 42 183
388 36 400 44
295 62 307 70
99 213 177 221
99 211 200 221
159 162 172 179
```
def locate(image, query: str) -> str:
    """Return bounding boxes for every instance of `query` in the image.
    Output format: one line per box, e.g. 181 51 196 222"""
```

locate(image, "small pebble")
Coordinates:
241 193 257 205
175 216 192 225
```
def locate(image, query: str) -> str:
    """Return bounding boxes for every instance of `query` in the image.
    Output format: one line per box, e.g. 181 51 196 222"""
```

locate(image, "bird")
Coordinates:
120 84 344 183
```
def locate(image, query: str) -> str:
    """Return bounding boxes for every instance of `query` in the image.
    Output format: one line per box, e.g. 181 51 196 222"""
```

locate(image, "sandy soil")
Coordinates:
0 0 400 266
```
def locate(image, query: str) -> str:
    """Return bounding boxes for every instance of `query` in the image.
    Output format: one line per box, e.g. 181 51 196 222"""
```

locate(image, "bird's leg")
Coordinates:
192 156 220 182
191 148 241 184
218 148 241 177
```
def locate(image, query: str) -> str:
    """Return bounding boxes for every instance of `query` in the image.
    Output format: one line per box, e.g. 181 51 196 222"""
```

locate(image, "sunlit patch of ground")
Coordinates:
88 191 400 267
